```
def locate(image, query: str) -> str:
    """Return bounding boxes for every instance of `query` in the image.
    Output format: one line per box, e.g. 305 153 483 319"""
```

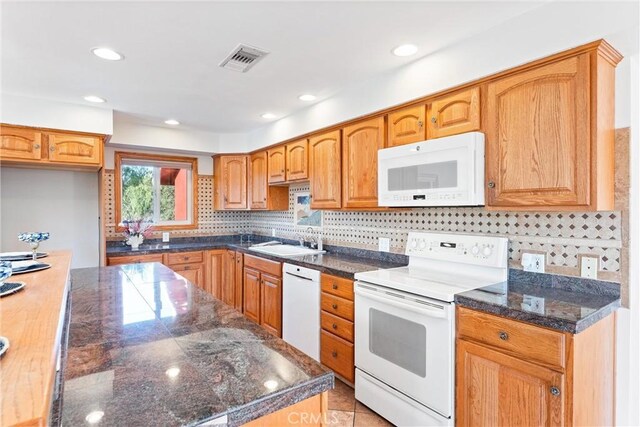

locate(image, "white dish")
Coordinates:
0 281 25 297
0 252 47 261
11 262 51 275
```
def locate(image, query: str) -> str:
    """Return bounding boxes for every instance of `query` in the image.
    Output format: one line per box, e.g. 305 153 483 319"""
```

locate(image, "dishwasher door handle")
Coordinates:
285 271 315 281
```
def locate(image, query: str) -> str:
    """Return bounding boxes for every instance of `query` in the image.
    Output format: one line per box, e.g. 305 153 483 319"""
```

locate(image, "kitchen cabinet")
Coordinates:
243 254 283 337
213 155 248 210
267 146 286 184
171 263 205 289
342 116 385 208
106 253 165 266
248 151 288 210
221 249 244 310
309 130 342 209
320 273 355 383
427 87 480 139
285 139 308 181
206 249 225 298
164 250 206 289
456 306 615 426
0 124 104 170
387 104 426 147
485 43 620 210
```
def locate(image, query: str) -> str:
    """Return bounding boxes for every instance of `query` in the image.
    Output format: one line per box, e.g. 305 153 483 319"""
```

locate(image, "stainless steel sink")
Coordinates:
248 244 325 257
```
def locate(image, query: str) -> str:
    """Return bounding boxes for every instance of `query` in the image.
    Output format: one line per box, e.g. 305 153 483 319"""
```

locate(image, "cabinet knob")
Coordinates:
34 144 41 149
332 323 338 330
332 283 338 290
550 386 560 396
332 351 338 358
498 331 508 341
263 197 266 201
184 266 190 270
50 146 56 152
488 181 496 189
332 304 338 309
281 169 284 173
184 256 189 260
431 116 437 124
417 120 423 128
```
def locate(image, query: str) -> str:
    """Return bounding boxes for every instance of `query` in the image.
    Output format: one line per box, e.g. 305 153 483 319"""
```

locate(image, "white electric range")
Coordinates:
354 231 508 426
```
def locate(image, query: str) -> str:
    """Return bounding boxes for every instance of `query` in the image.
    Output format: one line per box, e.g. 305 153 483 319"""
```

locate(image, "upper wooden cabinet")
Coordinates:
427 87 480 139
249 151 288 211
387 105 426 147
342 116 386 208
267 146 286 184
214 155 247 210
0 124 104 170
485 42 620 210
285 139 308 181
309 130 342 209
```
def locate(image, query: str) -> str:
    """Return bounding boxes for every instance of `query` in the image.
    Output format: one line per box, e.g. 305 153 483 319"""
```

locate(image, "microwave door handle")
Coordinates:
355 286 446 319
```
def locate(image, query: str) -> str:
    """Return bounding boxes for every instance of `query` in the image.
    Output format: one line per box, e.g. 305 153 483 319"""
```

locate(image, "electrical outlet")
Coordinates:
522 295 545 315
162 232 170 243
580 255 599 279
378 237 390 252
521 252 545 273
271 228 276 237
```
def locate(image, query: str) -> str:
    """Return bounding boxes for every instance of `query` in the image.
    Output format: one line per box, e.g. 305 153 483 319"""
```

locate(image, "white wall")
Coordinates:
0 168 100 268
0 93 113 135
104 145 214 175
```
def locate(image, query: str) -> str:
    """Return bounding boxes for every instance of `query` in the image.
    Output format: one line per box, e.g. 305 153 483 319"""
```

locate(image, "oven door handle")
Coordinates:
355 285 447 319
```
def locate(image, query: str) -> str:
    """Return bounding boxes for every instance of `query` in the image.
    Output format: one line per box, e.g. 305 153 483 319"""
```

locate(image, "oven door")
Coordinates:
355 281 454 418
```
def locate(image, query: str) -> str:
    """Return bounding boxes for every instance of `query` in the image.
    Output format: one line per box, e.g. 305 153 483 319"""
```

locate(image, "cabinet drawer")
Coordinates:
165 251 204 265
321 330 354 383
457 307 566 369
107 254 164 266
321 311 354 342
321 293 354 321
244 254 281 277
321 273 354 301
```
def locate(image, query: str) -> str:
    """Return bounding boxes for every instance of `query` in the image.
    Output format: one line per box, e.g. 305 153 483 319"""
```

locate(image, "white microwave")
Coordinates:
378 132 485 207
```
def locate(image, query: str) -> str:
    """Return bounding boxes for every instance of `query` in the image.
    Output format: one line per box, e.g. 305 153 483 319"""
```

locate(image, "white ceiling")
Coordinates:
1 1 545 133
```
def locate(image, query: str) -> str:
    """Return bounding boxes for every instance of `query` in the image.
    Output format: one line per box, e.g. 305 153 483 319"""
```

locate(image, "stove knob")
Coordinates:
418 239 427 249
482 246 492 257
471 245 480 256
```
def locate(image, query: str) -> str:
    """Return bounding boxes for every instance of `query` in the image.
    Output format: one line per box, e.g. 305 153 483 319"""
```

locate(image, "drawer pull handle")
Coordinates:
34 144 41 149
184 256 189 260
332 323 338 329
332 283 338 290
332 304 338 309
550 386 560 396
332 351 338 358
499 331 508 341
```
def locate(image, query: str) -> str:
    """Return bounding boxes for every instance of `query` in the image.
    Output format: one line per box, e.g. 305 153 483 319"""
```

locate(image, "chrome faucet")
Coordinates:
306 227 319 250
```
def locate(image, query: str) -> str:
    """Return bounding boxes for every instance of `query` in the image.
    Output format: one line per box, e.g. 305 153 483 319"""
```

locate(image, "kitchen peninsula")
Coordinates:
56 261 333 426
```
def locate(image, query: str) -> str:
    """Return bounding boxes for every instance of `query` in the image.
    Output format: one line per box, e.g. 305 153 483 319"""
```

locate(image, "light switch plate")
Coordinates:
162 232 170 242
379 237 390 252
271 228 276 237
580 255 599 279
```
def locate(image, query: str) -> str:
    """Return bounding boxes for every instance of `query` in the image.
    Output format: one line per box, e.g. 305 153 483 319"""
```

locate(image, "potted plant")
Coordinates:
122 219 153 250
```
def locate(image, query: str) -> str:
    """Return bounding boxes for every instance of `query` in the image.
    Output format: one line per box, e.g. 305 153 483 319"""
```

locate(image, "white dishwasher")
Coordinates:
282 263 321 361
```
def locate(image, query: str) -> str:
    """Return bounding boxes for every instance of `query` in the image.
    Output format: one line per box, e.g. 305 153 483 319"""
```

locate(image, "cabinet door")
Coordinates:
309 130 342 209
267 146 286 183
221 155 247 209
260 273 282 337
107 254 164 266
342 116 385 208
286 139 308 181
486 55 590 208
0 125 43 161
249 151 268 209
234 252 244 311
206 250 225 298
172 263 205 289
221 250 237 306
456 339 564 427
47 132 102 165
243 267 261 323
427 87 480 139
387 105 426 147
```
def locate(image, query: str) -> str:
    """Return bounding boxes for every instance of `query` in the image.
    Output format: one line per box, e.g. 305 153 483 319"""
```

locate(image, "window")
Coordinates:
115 152 198 230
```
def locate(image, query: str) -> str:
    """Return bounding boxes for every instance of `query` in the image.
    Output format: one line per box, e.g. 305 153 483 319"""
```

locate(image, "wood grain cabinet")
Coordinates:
267 146 286 184
427 87 480 139
387 104 426 147
0 125 43 161
248 151 288 210
206 249 226 298
46 132 102 165
285 139 309 181
213 155 248 210
320 273 355 383
309 130 342 209
164 251 206 289
342 116 386 208
485 42 621 210
106 253 164 266
456 306 615 426
221 250 244 310
242 254 282 337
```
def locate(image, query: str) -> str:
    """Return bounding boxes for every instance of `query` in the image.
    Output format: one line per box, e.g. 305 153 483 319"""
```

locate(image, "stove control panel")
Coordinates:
405 231 508 268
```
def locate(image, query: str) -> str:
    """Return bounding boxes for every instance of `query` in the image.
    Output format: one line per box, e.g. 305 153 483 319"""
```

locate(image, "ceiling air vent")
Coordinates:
219 44 269 73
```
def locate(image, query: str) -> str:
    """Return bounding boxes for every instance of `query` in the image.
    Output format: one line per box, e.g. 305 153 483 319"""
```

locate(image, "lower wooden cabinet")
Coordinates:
205 249 225 298
242 254 283 337
170 263 205 289
106 253 164 266
320 273 355 383
456 306 615 426
164 250 206 289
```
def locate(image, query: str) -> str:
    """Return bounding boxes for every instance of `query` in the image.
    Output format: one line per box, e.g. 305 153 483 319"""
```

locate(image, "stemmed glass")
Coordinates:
0 261 12 288
18 232 50 261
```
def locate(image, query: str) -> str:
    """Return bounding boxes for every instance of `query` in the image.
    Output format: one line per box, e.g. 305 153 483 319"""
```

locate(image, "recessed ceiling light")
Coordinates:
85 410 105 424
164 119 180 126
91 47 124 61
83 95 106 103
392 44 418 57
298 94 317 102
261 113 277 119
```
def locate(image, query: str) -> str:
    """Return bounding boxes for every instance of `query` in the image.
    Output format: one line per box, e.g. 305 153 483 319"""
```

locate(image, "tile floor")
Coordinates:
327 379 393 426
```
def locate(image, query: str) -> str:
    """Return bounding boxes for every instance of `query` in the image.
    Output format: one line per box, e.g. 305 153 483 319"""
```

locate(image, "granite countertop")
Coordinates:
106 235 408 279
455 269 621 334
58 263 334 426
